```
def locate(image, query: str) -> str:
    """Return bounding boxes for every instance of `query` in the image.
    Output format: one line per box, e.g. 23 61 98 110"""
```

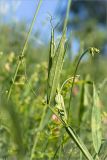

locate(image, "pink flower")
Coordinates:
51 114 61 124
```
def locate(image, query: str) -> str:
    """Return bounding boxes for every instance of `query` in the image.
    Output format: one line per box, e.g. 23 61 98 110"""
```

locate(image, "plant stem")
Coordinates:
7 0 42 101
68 49 89 121
63 0 72 32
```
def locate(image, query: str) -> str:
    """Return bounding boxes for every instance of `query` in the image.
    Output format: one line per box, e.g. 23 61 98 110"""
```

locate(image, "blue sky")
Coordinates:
16 0 59 29
0 0 78 53
16 0 59 41
0 0 60 43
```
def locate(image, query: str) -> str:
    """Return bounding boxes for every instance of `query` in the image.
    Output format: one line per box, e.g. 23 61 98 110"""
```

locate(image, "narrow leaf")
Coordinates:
47 27 56 103
47 0 71 105
92 84 102 154
66 126 94 160
47 29 66 104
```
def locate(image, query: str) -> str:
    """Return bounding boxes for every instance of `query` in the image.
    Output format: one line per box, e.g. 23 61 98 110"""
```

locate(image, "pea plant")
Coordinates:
0 0 106 160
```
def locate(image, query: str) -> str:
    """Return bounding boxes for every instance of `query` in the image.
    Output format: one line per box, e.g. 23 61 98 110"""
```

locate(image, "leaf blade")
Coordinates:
92 84 102 154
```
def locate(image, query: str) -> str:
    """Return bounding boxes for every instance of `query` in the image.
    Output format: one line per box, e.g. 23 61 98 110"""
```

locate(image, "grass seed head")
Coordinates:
89 47 100 57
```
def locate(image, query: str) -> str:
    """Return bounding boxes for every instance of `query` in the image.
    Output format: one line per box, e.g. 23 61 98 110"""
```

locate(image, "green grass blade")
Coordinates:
47 0 71 105
92 84 102 154
47 27 55 103
63 0 72 32
66 126 94 160
48 27 55 76
47 28 66 104
7 0 42 100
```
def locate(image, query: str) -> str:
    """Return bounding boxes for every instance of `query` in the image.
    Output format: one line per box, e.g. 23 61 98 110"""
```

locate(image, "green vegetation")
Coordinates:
0 0 107 159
